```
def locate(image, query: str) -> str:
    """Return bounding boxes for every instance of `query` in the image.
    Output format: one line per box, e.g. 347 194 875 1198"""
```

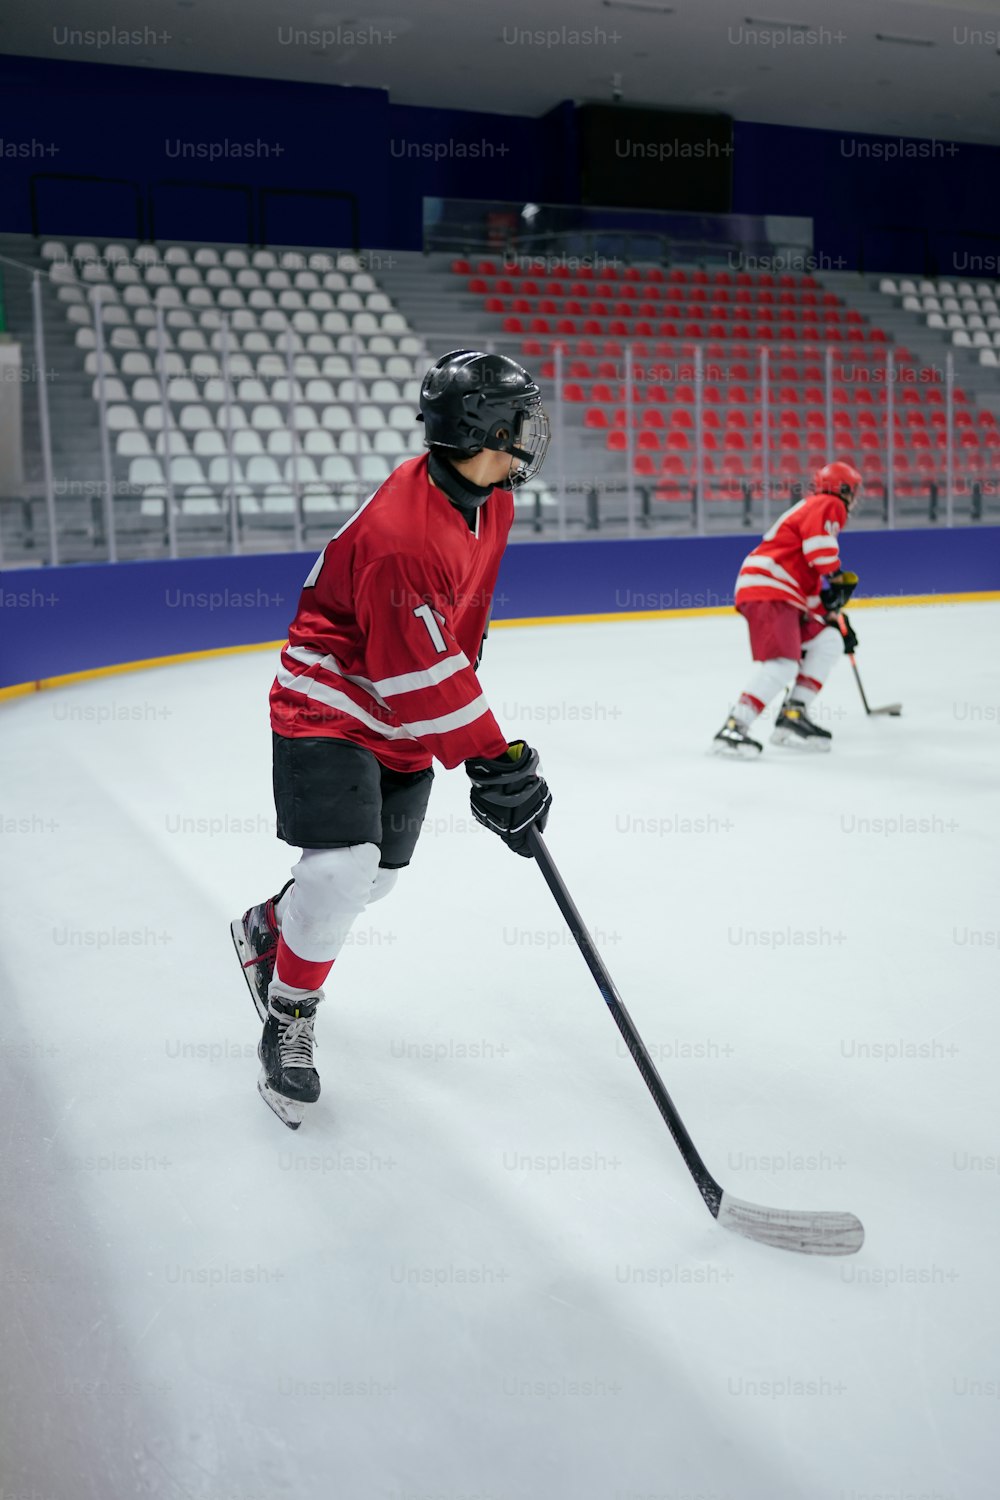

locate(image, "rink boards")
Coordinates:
1 524 999 698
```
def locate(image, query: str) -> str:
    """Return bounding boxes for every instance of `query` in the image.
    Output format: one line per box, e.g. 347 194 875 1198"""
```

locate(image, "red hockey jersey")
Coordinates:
269 454 513 771
735 491 847 621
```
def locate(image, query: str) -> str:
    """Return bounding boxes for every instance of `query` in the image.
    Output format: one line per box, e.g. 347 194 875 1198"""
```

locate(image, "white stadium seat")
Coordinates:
285 455 320 482
359 456 391 483
116 431 152 457
208 456 245 484
192 430 227 457
251 404 283 429
129 457 165 486
107 405 139 430
321 455 357 482
321 405 352 430
169 456 206 485
154 431 191 456
246 456 283 484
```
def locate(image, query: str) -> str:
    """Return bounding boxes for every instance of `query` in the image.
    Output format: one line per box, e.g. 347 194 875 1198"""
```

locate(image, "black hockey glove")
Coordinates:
820 570 859 614
466 740 552 858
838 612 859 655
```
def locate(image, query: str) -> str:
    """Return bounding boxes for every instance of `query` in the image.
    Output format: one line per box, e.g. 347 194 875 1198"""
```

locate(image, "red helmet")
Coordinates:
813 461 862 509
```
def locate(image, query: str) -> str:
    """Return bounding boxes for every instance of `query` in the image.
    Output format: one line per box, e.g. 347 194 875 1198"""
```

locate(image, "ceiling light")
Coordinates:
875 33 935 47
744 16 812 29
601 0 675 14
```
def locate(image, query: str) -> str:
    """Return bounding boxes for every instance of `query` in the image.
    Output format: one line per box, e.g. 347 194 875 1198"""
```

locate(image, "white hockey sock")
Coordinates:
731 657 797 725
792 626 842 706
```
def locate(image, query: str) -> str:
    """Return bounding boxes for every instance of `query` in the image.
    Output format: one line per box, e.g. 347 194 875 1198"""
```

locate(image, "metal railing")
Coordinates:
1 252 995 567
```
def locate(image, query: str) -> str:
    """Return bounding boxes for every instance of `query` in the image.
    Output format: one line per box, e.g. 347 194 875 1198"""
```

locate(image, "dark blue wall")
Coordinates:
2 528 997 695
732 120 1000 279
1 53 998 271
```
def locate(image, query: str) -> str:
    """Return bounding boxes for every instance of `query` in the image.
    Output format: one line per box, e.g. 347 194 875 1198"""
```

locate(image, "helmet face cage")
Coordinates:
501 401 551 488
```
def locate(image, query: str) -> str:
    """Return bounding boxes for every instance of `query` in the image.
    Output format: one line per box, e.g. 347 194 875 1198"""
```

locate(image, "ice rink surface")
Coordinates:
3 600 999 1500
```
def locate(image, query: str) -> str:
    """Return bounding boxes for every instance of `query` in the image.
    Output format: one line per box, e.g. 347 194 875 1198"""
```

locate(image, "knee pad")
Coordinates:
281 843 381 962
368 866 399 905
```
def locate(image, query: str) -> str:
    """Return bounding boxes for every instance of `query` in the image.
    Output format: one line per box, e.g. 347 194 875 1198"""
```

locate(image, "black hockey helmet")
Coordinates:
417 349 550 488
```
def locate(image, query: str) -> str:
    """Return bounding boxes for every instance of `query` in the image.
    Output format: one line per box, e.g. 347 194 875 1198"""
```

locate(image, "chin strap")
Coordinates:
427 448 495 512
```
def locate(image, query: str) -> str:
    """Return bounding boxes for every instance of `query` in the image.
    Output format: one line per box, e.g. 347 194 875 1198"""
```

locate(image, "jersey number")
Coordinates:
413 603 447 653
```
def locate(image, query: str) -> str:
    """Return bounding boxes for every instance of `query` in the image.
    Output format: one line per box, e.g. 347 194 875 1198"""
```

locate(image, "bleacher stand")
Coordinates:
452 257 998 524
37 239 555 556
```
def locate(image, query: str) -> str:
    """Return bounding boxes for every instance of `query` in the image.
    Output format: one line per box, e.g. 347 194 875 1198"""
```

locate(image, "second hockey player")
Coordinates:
713 461 863 756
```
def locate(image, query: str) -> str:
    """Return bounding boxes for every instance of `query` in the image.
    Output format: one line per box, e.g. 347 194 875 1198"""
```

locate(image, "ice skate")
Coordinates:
258 992 323 1130
230 882 291 1020
712 715 763 758
770 699 832 751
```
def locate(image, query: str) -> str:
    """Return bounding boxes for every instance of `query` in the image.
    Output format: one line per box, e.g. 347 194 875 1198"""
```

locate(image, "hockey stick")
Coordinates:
527 827 864 1256
838 618 902 717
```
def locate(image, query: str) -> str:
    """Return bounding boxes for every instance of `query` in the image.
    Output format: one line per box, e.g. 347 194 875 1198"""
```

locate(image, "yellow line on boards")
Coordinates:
1 591 997 702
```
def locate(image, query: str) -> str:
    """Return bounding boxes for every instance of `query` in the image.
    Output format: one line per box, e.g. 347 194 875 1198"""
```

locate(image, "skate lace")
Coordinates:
278 1013 317 1070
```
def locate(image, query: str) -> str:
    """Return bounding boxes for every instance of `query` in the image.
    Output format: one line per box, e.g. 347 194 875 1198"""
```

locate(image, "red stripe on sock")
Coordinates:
795 675 823 694
274 935 333 993
738 693 765 714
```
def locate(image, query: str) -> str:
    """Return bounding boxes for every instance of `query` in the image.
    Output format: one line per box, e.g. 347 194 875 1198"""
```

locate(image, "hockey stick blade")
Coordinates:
717 1193 864 1256
527 828 865 1257
869 704 902 717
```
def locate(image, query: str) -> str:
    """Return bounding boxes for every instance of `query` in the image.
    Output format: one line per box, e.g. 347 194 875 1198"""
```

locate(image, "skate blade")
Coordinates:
711 737 761 758
257 1071 307 1130
770 728 831 752
231 919 269 1021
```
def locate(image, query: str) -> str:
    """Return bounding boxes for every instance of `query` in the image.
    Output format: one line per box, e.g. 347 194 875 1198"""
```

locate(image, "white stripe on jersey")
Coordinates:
373 651 472 698
284 644 386 707
285 642 473 701
802 534 840 559
735 571 805 605
274 663 414 740
740 553 801 587
400 694 492 739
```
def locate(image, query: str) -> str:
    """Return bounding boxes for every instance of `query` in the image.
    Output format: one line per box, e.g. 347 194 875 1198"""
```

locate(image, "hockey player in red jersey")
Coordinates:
231 350 553 1127
712 461 862 756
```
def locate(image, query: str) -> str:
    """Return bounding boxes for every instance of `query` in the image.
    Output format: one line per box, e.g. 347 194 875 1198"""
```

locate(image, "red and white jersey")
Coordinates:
735 490 847 620
269 454 513 771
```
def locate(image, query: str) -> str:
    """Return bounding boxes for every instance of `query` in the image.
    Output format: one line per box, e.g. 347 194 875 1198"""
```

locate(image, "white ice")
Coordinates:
2 600 998 1500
